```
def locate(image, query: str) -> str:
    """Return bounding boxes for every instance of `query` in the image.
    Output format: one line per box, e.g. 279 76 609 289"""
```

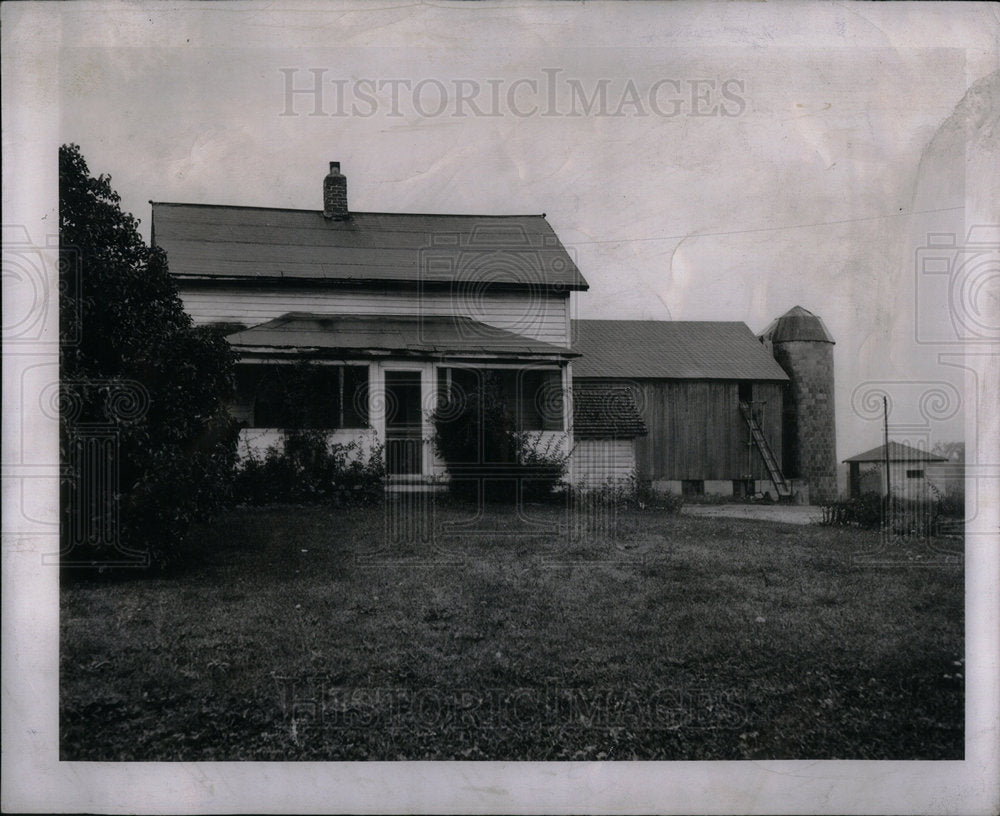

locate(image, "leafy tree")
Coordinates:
59 143 238 570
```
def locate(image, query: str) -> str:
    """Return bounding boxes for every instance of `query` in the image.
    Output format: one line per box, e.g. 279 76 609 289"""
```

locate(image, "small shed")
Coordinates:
843 441 948 499
570 386 647 489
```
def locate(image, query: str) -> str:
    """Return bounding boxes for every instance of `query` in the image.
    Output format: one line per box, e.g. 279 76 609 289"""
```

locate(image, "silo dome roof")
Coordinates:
759 306 835 344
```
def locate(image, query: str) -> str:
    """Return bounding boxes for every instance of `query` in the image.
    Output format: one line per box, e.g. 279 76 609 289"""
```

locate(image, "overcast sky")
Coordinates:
11 1 1000 462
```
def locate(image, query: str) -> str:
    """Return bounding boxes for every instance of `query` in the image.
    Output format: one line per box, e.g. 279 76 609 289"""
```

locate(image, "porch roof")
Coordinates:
225 312 578 360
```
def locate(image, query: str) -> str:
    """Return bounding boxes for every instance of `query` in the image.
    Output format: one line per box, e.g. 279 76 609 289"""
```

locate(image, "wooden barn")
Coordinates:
571 320 795 499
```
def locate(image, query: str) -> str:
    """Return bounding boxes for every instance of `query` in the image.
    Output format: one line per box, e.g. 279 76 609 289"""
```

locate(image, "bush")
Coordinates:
565 475 684 515
935 485 965 519
635 481 685 514
513 431 570 503
59 144 238 571
822 488 963 536
431 371 568 502
821 492 884 529
233 430 385 505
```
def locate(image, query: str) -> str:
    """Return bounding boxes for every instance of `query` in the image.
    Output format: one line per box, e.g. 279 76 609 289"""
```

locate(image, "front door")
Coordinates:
385 371 423 475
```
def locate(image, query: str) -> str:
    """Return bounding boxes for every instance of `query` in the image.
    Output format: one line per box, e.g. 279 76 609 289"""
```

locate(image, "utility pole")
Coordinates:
883 396 892 522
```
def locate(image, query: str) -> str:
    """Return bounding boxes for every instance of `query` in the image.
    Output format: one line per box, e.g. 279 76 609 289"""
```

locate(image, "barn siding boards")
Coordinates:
178 285 571 347
575 378 784 482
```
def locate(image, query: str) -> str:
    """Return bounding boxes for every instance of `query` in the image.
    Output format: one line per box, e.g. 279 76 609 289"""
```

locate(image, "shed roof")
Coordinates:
152 203 588 290
842 441 948 464
225 312 577 359
573 386 648 439
759 306 835 344
570 320 789 381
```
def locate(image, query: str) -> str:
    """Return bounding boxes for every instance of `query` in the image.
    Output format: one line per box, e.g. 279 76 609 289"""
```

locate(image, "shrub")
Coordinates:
635 481 685 514
59 144 238 571
512 431 570 502
822 488 963 536
821 492 884 529
566 475 684 515
431 371 568 502
233 430 385 505
935 485 965 519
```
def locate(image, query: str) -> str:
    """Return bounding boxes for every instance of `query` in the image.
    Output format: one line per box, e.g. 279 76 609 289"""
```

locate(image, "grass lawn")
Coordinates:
60 500 963 760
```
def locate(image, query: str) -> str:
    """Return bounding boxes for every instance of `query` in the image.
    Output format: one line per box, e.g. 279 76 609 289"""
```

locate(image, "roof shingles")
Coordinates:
843 442 947 464
152 203 588 290
571 320 789 381
226 312 576 359
573 387 647 439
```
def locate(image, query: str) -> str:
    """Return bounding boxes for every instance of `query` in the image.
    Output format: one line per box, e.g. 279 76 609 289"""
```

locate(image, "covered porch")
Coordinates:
225 312 577 486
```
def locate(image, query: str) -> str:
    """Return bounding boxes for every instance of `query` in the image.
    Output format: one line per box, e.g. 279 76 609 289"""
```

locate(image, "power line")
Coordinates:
569 205 965 246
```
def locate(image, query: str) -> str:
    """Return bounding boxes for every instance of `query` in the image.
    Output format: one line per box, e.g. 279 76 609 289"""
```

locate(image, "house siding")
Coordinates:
178 285 571 347
570 439 636 489
850 460 958 501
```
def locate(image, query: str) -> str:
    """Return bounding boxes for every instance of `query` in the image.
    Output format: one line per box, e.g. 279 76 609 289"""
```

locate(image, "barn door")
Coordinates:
384 371 423 475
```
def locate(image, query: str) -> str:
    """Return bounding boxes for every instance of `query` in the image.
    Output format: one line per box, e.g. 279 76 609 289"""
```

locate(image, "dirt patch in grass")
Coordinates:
60 503 963 760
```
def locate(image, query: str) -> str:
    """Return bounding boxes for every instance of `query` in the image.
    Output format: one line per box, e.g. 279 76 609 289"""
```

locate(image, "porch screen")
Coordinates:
436 368 563 432
237 364 369 429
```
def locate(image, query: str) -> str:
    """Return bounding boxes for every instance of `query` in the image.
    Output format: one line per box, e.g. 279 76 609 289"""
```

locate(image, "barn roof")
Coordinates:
151 203 588 291
570 320 789 381
225 312 577 359
573 386 648 439
843 442 948 464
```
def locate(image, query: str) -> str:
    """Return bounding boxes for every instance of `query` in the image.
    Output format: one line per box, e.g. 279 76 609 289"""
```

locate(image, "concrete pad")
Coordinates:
682 503 824 526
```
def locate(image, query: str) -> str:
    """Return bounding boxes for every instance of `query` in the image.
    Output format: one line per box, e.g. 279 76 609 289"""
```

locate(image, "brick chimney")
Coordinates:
323 161 348 220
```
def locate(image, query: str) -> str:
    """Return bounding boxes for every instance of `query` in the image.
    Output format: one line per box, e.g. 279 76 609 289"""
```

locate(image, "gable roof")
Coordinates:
570 320 789 381
151 203 588 290
843 441 948 464
573 386 648 439
225 312 577 359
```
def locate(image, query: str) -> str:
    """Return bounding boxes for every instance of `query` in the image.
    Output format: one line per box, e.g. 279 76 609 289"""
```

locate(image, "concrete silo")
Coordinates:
759 306 838 504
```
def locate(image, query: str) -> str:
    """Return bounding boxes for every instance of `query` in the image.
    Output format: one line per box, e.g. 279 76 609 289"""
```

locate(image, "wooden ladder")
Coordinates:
739 401 792 499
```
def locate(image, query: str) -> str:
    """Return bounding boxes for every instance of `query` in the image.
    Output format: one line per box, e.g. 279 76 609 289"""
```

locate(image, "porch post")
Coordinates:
421 365 435 478
370 361 386 452
563 361 574 484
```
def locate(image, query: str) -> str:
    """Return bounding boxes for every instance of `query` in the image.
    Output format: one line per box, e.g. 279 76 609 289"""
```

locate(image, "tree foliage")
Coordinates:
59 143 238 570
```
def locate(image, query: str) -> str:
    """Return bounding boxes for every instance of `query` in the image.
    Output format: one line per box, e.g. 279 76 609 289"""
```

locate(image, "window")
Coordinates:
682 480 704 497
341 366 369 428
518 369 564 431
738 382 754 403
237 364 369 429
906 469 925 479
